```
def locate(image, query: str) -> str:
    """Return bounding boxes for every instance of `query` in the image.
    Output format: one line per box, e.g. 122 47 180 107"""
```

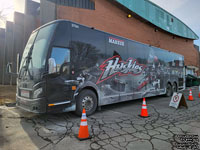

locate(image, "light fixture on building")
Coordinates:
127 14 132 18
173 36 176 39
154 28 158 32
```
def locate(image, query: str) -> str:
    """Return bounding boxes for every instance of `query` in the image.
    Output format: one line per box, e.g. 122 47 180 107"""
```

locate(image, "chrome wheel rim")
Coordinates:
82 96 94 111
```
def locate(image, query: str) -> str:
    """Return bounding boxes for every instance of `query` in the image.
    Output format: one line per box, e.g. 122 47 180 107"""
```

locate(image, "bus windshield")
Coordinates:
19 23 57 81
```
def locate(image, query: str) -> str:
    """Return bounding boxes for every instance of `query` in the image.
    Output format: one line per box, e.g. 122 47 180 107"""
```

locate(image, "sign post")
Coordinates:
169 93 188 109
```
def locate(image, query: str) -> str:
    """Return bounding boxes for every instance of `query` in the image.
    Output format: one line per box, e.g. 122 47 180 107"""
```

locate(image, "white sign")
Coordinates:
169 92 187 109
108 37 124 46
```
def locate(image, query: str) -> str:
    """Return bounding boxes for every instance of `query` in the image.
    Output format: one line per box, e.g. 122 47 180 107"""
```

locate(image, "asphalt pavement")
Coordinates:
0 87 200 150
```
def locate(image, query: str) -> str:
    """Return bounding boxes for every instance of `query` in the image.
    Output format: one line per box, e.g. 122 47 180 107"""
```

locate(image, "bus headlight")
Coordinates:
33 88 43 98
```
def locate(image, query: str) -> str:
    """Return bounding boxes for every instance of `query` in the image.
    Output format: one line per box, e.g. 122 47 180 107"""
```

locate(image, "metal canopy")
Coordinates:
116 0 199 40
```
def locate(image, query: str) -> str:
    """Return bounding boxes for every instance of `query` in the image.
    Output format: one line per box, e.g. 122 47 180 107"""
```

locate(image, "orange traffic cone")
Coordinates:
188 89 194 101
140 98 149 117
77 108 91 140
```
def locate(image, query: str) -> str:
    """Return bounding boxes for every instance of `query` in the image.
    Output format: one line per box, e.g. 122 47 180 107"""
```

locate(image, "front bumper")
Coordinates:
16 95 46 113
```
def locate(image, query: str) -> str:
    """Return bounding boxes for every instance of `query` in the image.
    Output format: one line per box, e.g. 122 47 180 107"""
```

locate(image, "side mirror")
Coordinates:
6 62 18 75
48 58 57 74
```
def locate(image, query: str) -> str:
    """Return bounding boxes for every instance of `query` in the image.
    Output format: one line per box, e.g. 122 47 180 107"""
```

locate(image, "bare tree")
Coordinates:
0 5 13 27
0 8 7 25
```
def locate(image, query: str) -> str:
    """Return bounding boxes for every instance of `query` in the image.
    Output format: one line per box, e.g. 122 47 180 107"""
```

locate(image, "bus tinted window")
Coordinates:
50 47 70 74
71 23 106 74
128 41 148 64
153 48 167 66
71 23 105 56
53 22 70 47
106 35 128 60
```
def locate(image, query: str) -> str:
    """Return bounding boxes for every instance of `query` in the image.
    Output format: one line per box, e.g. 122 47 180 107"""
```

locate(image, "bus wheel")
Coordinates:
165 83 172 97
172 83 177 93
75 89 97 116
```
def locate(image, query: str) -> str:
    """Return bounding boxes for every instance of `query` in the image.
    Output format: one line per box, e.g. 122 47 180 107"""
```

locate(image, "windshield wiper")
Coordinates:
19 45 34 79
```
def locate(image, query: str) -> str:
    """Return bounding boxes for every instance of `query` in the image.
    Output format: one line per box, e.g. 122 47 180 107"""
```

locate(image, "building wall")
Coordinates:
56 0 199 70
0 12 37 85
0 29 5 84
40 0 56 25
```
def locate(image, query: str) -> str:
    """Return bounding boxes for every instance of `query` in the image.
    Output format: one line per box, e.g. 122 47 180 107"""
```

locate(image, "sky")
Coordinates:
149 0 200 47
0 0 14 22
0 0 39 27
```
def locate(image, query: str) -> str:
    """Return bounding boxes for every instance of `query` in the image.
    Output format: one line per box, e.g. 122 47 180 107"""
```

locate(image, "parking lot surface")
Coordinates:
0 87 200 150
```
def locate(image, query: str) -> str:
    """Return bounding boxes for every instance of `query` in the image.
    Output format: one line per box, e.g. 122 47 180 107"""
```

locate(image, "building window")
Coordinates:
47 0 95 10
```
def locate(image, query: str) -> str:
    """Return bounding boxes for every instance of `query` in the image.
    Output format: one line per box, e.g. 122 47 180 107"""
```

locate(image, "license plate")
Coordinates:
21 90 30 98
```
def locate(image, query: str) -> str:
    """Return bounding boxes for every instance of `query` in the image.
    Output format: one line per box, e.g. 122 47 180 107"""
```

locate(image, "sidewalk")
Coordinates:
0 85 16 105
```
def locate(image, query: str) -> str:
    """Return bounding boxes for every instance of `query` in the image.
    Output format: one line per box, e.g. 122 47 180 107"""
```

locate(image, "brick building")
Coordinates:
40 0 199 75
0 0 199 85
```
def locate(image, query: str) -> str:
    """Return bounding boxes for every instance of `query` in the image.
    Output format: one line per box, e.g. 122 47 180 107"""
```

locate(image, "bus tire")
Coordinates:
165 83 172 97
75 89 97 116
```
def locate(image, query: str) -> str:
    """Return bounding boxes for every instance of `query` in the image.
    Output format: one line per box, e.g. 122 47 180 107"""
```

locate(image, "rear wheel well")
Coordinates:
165 82 172 97
167 82 172 87
173 82 178 92
173 82 177 87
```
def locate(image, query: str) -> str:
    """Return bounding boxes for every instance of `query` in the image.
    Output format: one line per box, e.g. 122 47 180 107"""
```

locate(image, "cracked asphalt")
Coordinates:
1 87 200 150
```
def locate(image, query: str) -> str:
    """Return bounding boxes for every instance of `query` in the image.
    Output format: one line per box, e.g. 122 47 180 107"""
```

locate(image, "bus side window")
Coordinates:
50 47 70 75
105 35 128 60
71 24 106 73
128 41 148 64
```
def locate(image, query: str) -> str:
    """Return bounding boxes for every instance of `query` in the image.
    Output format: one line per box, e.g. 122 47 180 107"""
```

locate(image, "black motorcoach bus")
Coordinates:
9 20 185 116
